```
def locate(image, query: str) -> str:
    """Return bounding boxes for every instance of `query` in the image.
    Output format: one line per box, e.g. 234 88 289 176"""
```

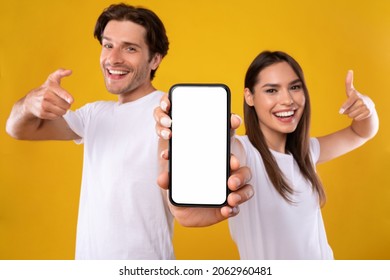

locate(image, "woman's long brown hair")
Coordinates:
244 51 326 206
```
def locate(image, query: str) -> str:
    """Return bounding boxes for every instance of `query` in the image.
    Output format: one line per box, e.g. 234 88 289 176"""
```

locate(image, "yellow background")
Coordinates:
0 0 389 260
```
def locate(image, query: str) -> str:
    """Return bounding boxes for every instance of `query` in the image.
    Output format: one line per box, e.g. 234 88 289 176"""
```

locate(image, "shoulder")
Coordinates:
65 101 116 123
83 100 116 110
234 135 250 147
232 135 253 166
309 137 320 163
75 100 116 115
146 90 165 104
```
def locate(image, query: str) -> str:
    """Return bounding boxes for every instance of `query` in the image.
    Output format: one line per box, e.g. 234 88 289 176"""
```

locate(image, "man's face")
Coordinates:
100 20 160 101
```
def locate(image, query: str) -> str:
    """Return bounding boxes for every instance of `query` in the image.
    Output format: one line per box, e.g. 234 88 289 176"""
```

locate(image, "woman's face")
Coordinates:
245 61 306 146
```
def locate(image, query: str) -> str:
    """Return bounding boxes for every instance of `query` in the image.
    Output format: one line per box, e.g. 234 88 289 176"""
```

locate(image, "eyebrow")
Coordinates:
101 36 141 48
261 78 302 88
289 78 302 85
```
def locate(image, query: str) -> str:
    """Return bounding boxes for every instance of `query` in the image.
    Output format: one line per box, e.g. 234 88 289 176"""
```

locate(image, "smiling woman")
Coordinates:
244 63 306 151
228 50 379 260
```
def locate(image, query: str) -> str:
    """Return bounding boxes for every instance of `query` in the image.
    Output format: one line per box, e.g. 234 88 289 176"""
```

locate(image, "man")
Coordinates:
6 3 252 259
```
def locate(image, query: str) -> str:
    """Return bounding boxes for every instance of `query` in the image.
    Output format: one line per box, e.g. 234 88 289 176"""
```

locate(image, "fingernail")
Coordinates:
161 101 168 111
231 206 239 215
233 193 242 203
231 177 241 188
160 150 166 159
339 108 345 114
160 117 172 128
246 188 254 199
161 130 170 140
233 114 242 124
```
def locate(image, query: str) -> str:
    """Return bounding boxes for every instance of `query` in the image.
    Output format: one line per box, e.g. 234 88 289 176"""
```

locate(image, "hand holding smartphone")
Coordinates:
169 84 230 207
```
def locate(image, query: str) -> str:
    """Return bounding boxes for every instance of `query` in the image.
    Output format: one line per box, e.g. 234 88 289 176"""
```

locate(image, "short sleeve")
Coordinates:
309 137 321 164
63 104 93 144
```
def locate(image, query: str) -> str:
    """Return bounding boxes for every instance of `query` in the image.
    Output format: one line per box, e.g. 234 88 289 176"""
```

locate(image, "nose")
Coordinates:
106 48 124 65
280 88 294 105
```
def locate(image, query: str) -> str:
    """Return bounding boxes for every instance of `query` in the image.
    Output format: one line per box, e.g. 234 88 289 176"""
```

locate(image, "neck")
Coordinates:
263 132 287 154
118 83 156 104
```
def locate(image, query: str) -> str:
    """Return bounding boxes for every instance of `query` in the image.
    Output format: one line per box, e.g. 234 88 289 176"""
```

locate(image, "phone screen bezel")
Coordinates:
168 83 231 207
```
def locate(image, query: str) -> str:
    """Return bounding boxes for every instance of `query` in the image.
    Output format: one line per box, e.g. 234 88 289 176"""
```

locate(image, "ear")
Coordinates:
150 53 162 70
244 88 254 107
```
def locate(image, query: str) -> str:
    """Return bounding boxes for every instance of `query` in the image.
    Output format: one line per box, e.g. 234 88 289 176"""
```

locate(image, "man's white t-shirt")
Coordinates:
229 135 333 260
63 91 174 259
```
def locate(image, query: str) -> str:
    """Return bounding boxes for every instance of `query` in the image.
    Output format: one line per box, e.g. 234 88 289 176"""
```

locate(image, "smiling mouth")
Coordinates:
108 69 130 76
274 110 295 118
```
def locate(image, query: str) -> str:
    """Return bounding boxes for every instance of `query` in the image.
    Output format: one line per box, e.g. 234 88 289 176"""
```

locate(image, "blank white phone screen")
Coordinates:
169 84 229 206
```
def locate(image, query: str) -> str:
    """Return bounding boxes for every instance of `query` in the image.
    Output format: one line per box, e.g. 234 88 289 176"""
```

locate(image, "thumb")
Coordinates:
230 113 242 138
46 69 74 104
339 70 357 115
345 70 354 97
46 68 73 85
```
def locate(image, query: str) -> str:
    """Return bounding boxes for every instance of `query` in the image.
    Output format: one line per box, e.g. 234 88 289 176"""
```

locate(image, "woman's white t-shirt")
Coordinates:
229 135 333 260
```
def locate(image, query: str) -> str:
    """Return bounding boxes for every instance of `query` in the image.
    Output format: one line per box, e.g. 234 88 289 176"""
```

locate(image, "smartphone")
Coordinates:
168 84 230 207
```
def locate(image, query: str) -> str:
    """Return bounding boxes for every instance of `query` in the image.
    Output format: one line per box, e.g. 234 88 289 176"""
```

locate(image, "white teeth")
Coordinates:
108 69 128 75
275 111 294 118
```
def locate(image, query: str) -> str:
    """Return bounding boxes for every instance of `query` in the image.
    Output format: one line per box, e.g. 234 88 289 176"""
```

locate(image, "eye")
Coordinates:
125 46 137 52
265 88 277 94
290 84 302 91
103 43 113 49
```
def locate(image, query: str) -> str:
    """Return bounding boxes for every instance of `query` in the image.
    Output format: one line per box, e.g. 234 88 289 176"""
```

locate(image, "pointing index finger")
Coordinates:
45 69 74 104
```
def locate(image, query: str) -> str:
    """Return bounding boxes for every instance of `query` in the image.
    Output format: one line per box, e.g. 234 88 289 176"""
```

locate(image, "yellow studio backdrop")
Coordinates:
0 0 389 260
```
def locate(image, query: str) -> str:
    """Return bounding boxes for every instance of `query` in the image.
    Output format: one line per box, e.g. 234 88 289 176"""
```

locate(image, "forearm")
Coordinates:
6 95 78 141
6 97 43 140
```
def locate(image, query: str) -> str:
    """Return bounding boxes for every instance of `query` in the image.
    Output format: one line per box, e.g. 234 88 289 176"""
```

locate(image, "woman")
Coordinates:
229 51 379 259
154 50 379 259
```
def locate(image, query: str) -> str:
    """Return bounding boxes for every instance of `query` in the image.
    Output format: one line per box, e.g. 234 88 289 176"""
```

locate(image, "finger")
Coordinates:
353 112 371 121
230 114 242 130
153 104 172 128
154 105 172 139
159 149 169 160
155 122 171 140
41 97 70 117
154 101 172 127
339 91 359 115
157 171 169 190
346 102 371 120
160 94 171 112
32 87 72 119
228 166 252 191
227 184 254 207
52 87 74 106
45 69 74 104
220 205 240 218
230 154 240 171
46 68 73 85
230 114 242 138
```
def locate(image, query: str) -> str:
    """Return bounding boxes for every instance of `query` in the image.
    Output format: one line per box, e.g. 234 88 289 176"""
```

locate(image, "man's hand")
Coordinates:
25 69 74 120
6 68 79 140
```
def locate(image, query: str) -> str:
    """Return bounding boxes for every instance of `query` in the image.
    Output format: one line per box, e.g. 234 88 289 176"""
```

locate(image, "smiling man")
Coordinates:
6 3 253 260
7 3 172 260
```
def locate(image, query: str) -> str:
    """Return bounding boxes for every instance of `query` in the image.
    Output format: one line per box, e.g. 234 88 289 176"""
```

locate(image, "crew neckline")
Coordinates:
116 90 161 107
